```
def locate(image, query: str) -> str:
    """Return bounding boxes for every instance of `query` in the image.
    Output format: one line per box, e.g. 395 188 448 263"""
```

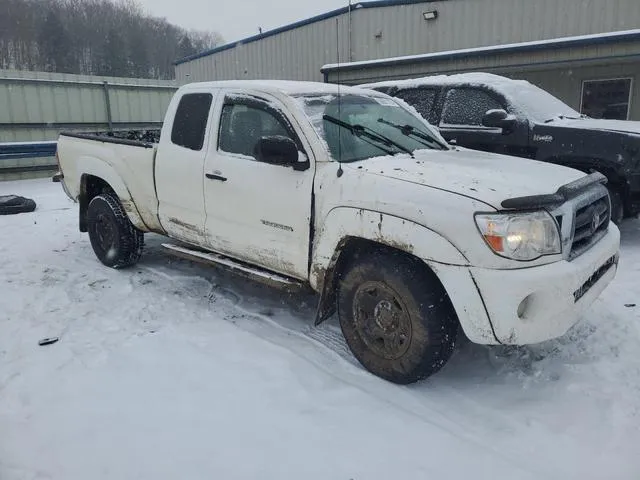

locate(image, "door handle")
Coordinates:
206 173 227 182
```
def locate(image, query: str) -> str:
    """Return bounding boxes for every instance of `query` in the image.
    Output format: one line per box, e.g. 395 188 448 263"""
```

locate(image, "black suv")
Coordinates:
364 73 640 222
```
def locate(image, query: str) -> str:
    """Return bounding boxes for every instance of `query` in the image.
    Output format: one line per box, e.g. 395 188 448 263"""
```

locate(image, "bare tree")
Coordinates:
0 0 224 79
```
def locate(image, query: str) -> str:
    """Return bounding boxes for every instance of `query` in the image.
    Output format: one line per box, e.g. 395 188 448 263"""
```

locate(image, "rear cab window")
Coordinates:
171 93 214 151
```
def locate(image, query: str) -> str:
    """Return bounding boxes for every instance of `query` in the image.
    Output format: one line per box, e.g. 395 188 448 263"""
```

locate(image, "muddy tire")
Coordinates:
86 193 144 268
0 195 36 215
337 249 458 384
607 187 624 225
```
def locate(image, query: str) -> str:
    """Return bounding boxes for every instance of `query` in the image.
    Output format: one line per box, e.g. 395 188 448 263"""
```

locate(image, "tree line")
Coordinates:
0 0 223 79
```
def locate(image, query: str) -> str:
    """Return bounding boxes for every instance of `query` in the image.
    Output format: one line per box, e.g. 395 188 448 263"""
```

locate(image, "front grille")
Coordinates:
569 195 610 260
573 255 617 302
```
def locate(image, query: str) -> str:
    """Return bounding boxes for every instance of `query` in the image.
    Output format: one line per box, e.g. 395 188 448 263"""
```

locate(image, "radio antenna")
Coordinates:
335 17 344 178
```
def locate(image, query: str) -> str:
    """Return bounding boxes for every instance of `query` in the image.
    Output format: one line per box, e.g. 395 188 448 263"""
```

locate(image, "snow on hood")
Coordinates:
346 148 584 210
553 118 640 135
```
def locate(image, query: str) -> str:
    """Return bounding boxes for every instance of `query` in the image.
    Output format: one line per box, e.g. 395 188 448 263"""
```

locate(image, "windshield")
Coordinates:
295 93 448 163
507 83 583 122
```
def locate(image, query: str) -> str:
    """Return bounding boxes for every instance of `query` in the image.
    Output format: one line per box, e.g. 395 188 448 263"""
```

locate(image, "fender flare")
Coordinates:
310 207 469 290
78 156 147 231
309 207 500 344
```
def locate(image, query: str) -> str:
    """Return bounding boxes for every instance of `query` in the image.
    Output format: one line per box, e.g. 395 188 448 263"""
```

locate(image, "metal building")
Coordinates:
0 69 177 143
175 0 640 120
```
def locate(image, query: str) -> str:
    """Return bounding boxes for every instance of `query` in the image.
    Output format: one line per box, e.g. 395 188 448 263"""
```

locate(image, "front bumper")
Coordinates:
473 225 620 344
433 225 620 345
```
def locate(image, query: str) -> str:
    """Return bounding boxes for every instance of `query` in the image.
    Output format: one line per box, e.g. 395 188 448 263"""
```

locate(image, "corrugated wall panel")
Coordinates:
327 40 640 84
0 69 177 142
352 0 640 62
518 63 640 120
175 14 350 82
175 0 640 83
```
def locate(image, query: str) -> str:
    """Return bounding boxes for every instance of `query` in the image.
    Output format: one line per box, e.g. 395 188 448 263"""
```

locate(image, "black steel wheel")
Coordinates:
338 248 458 384
352 281 413 360
86 193 144 268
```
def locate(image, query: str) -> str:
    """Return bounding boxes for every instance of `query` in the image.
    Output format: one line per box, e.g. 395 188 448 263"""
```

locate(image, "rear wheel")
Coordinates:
337 249 458 384
86 193 144 268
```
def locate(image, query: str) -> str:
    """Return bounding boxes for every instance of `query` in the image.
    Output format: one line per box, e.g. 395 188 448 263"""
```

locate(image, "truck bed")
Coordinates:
60 128 161 147
57 129 163 233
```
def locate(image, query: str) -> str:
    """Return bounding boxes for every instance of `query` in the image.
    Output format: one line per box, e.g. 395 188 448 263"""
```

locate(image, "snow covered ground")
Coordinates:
1 178 639 480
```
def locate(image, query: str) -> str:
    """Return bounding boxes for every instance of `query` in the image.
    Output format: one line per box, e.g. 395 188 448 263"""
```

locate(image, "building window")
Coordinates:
581 78 632 120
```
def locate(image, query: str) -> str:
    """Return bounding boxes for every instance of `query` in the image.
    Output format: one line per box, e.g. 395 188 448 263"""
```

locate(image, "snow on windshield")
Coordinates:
294 93 448 162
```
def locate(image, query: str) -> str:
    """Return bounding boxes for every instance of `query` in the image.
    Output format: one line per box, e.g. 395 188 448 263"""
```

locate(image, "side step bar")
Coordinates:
162 243 304 289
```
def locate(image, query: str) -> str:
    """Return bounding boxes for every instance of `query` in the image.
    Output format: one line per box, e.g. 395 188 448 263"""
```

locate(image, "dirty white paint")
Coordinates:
56 135 159 232
199 88 316 279
56 80 621 348
472 226 620 344
155 87 220 243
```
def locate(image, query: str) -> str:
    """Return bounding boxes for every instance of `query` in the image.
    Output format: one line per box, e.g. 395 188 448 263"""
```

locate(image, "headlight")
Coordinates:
475 211 561 261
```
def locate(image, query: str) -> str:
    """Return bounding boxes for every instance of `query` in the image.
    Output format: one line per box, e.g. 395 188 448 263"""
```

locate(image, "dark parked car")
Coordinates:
364 73 640 223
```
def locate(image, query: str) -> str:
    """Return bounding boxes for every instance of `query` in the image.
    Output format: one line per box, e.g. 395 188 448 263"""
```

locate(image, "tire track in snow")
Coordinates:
138 260 547 479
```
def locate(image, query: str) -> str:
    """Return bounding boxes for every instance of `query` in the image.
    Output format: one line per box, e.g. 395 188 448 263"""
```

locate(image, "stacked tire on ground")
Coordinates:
0 195 36 215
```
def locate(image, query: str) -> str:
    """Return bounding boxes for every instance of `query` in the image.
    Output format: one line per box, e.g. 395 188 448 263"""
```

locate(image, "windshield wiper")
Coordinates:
377 118 446 149
323 115 414 158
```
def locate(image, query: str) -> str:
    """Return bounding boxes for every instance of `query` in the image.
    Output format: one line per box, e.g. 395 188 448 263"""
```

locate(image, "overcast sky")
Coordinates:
136 0 349 44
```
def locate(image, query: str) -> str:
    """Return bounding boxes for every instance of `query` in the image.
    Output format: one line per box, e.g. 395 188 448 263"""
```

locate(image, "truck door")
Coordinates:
438 87 530 157
155 89 218 244
203 92 314 280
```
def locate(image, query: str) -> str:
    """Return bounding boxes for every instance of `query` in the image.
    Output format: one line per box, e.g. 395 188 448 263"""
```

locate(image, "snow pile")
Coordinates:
1 179 639 480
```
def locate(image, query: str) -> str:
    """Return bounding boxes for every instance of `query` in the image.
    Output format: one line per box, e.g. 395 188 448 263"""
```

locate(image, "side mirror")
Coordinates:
254 136 308 170
482 109 516 132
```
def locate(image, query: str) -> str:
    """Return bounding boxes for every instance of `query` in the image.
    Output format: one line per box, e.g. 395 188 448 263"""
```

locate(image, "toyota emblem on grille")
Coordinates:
591 210 600 234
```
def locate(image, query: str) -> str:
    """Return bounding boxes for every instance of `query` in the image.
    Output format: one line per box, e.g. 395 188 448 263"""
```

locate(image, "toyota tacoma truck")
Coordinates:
364 73 640 223
55 80 620 384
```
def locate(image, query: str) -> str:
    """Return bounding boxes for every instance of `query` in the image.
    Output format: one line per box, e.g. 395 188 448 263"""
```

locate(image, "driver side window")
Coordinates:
441 88 503 127
218 102 294 159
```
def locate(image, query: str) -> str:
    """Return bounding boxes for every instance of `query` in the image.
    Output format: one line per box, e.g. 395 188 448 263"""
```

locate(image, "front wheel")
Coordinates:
337 249 458 384
86 193 144 268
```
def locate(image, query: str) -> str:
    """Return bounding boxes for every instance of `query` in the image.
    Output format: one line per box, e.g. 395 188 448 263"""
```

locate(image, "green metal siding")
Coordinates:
0 70 177 143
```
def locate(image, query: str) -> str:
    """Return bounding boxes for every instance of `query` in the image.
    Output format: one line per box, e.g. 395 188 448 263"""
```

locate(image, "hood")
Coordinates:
552 118 640 136
346 148 584 209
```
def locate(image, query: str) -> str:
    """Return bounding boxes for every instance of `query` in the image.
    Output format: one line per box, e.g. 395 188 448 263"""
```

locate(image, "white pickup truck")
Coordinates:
56 80 620 384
